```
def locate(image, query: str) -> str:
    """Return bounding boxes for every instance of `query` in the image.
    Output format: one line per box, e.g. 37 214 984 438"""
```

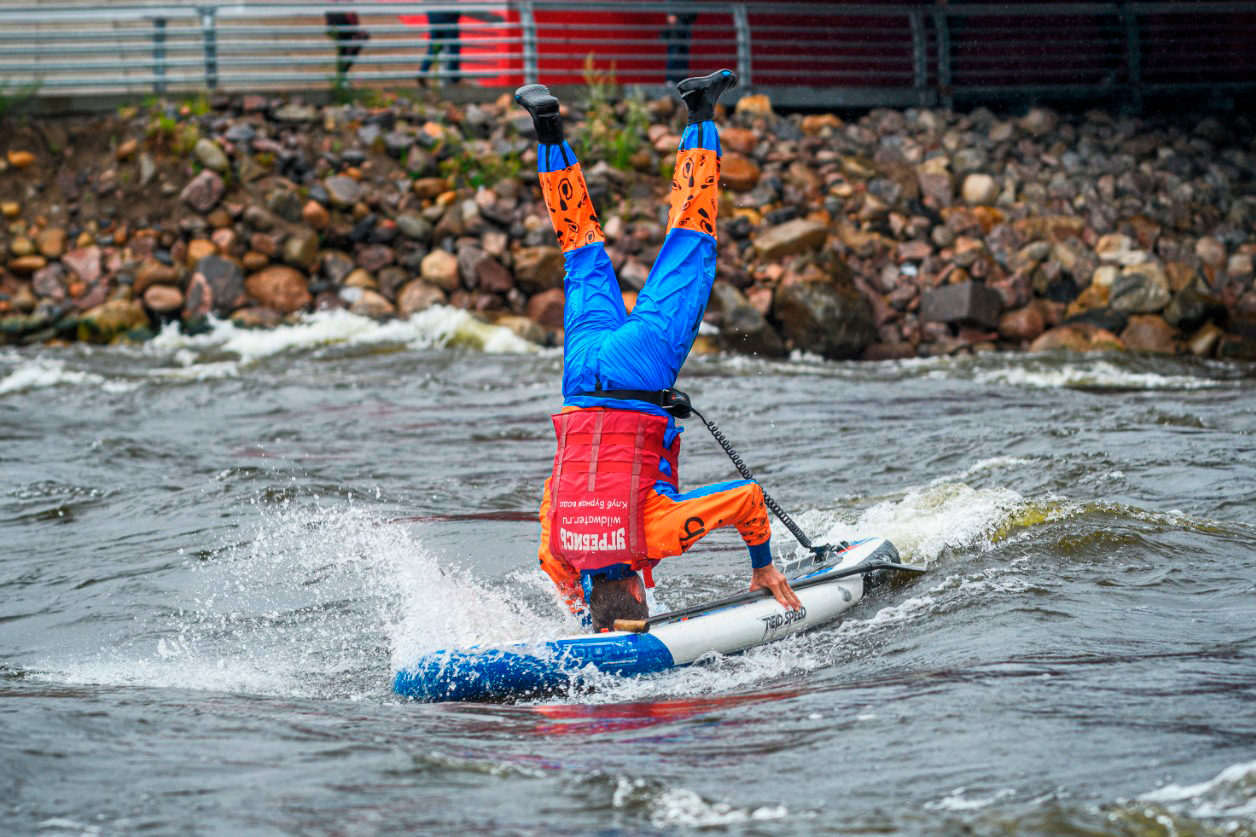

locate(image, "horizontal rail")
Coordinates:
0 1 1253 106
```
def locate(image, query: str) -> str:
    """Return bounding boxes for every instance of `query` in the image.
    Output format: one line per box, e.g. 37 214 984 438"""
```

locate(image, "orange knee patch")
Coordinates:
539 164 604 252
666 149 720 239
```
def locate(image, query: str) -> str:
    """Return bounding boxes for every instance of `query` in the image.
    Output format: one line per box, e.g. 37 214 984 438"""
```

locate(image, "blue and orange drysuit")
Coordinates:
534 120 774 613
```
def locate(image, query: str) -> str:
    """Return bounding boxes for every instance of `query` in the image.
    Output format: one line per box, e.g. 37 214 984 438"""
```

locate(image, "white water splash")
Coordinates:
147 306 539 366
42 501 559 701
972 359 1227 391
1140 760 1256 821
0 358 137 396
925 787 1017 812
607 775 790 828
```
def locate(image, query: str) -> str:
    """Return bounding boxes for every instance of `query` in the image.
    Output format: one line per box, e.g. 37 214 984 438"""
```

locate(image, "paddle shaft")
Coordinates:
613 561 924 633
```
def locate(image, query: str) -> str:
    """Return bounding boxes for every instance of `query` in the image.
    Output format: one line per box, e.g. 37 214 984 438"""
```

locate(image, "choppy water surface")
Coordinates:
2 309 1254 836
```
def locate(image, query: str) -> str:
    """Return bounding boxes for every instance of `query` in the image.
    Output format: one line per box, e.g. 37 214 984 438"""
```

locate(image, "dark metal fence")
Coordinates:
1 1 1253 108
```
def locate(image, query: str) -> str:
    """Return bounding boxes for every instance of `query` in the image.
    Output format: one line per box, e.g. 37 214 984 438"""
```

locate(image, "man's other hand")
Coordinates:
749 564 802 611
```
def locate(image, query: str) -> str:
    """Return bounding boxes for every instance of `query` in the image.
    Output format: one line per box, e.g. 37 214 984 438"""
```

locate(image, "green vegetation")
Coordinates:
577 54 649 172
0 77 41 120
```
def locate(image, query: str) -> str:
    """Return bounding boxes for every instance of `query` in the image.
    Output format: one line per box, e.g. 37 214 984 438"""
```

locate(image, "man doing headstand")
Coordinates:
516 70 801 632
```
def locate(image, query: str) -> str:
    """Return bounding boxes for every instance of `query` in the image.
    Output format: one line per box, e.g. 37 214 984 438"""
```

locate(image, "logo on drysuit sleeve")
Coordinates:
761 607 807 637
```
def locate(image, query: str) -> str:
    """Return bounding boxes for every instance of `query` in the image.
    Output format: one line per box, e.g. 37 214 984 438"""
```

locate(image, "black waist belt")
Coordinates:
573 387 693 418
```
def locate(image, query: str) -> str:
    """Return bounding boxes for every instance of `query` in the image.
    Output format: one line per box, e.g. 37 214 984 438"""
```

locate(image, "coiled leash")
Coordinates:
575 386 845 562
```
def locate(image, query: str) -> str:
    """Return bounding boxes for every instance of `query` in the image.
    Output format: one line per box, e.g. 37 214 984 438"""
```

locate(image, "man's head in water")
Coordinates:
588 573 648 632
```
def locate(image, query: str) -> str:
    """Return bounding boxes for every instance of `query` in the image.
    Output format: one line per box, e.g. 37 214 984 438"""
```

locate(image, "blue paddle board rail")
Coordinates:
393 631 675 702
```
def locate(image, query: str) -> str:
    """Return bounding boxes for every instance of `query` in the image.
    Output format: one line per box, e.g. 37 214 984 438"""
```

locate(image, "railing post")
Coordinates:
200 6 218 91
910 11 929 107
519 0 537 85
153 17 167 95
732 4 752 89
1120 2 1142 111
932 8 952 109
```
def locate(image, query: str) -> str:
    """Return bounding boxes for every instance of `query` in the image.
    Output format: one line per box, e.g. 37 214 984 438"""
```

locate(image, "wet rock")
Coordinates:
35 228 66 259
245 265 311 313
773 276 875 359
420 249 460 292
708 282 786 358
273 102 318 123
142 284 184 314
194 138 230 172
513 246 564 293
721 153 761 191
1120 314 1179 353
231 307 284 328
397 212 433 242
1110 262 1170 313
355 245 394 274
494 314 546 345
526 287 565 330
302 200 329 230
78 299 149 342
1194 236 1226 269
181 171 225 213
133 258 182 295
282 229 320 269
1028 323 1124 353
323 175 363 209
349 289 395 319
998 304 1046 342
921 281 1003 330
753 219 828 260
192 255 247 315
397 280 447 317
961 173 998 205
8 255 47 276
1187 322 1224 357
62 246 103 284
31 264 67 301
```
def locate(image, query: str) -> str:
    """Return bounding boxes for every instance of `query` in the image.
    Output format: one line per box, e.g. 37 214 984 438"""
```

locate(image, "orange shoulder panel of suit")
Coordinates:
539 163 605 252
667 148 720 239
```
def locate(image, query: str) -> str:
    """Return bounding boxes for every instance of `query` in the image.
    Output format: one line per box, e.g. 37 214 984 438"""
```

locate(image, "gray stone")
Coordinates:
513 246 564 293
921 281 1004 330
323 175 363 209
396 212 433 242
709 282 786 358
273 102 318 123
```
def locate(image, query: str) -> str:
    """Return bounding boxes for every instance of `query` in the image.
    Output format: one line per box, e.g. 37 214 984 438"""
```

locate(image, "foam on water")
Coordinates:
147 306 539 366
41 500 560 701
1139 760 1256 821
971 358 1228 391
0 358 137 396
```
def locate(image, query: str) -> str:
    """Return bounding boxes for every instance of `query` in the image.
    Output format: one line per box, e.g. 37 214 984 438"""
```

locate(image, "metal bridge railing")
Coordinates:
1 2 1254 108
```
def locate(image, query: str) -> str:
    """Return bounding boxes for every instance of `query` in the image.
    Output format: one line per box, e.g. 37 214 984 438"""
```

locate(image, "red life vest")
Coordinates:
547 408 680 580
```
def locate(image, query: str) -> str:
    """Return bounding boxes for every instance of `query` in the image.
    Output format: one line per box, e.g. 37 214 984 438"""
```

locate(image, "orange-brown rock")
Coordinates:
527 287 565 329
142 284 185 314
186 239 216 267
1029 324 1125 353
998 304 1046 342
245 265 311 313
397 280 446 317
720 153 761 191
7 150 35 169
1119 315 1179 353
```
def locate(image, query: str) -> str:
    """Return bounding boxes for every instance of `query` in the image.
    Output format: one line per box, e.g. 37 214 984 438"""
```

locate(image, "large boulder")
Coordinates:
245 266 312 313
773 276 874 359
753 219 828 260
708 282 786 358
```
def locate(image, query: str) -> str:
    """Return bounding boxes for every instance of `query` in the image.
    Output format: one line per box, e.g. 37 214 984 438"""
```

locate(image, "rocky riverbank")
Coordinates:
2 91 1254 361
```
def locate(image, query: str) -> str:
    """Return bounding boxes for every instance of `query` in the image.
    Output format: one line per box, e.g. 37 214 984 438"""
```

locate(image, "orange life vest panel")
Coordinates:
547 408 680 576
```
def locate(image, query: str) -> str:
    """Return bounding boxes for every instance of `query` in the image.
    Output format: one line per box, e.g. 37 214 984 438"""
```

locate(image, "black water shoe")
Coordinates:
677 69 737 124
515 84 564 145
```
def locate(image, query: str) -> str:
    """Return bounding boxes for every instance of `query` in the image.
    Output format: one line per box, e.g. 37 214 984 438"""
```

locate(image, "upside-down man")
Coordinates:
517 70 801 632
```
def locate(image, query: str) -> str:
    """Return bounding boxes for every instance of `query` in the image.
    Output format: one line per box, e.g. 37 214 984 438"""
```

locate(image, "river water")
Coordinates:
2 308 1254 836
